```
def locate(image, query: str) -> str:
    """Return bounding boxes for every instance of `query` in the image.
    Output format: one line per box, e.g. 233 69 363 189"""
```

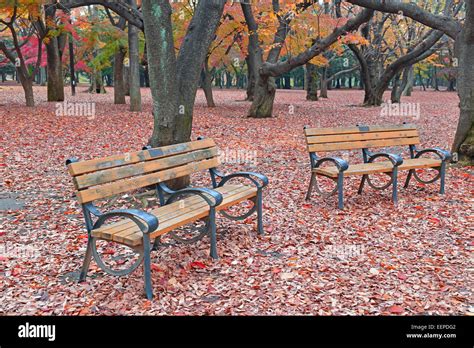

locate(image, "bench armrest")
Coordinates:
93 209 159 234
368 152 403 167
314 157 349 172
166 187 223 207
210 168 269 189
416 147 452 161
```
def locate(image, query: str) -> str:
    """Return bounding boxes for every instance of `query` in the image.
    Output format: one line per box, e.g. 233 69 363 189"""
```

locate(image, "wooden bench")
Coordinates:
66 138 268 299
304 124 452 209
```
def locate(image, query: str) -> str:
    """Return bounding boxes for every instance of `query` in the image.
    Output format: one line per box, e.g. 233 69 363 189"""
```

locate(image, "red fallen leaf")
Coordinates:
0 256 8 262
428 217 441 224
414 206 424 210
397 272 407 280
272 268 281 274
0 232 5 237
12 267 21 276
356 230 365 237
389 305 404 314
151 264 164 272
77 234 88 239
102 249 115 255
302 203 312 209
189 261 206 269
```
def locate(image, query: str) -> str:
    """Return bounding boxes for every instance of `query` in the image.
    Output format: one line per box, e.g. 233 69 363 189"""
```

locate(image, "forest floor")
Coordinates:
0 85 472 315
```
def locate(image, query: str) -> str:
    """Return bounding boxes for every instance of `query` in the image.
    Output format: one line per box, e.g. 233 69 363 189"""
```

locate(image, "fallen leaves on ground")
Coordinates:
0 86 472 315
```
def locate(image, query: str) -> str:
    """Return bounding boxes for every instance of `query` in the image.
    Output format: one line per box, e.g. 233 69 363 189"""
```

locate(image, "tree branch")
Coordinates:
345 0 461 39
260 8 374 77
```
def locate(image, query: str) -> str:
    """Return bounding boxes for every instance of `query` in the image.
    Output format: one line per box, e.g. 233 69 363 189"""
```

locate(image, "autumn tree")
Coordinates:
0 1 45 106
241 0 373 118
346 0 473 164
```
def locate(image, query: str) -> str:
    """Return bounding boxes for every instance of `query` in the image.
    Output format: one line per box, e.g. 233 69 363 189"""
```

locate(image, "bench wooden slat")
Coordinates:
308 137 420 152
74 147 218 189
306 130 419 145
92 185 245 235
68 139 216 176
313 158 442 178
77 158 219 203
304 124 415 137
91 184 258 246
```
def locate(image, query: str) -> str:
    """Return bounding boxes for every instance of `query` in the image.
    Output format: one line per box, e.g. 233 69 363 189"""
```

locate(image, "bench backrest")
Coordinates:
304 124 420 153
67 139 219 204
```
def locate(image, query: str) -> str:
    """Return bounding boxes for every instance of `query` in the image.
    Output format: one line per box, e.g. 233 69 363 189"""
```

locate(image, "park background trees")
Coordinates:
0 0 471 163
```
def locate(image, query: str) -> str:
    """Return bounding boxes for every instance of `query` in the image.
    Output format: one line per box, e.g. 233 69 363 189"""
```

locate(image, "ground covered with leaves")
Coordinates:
1 85 472 315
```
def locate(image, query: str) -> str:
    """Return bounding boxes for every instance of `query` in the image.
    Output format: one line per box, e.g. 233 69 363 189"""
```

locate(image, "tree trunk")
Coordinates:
201 58 215 107
17 69 34 107
246 56 255 100
123 66 130 96
114 48 126 104
248 74 276 118
391 73 402 103
447 78 456 91
320 67 328 98
128 0 142 112
452 2 474 164
403 66 414 96
45 7 64 102
143 0 178 148
433 66 439 91
306 63 318 101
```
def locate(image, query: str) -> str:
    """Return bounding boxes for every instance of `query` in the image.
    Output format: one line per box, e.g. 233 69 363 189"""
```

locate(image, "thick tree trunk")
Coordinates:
403 66 414 96
452 2 474 164
142 1 178 148
391 73 402 103
306 63 318 101
45 8 64 102
248 74 276 118
45 39 65 101
123 66 130 96
113 48 126 104
128 0 142 112
89 70 106 93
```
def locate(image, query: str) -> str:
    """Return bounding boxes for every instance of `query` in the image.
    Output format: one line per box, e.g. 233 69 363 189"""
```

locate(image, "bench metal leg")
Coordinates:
79 236 93 282
404 169 414 188
358 175 367 194
152 236 162 251
142 234 153 300
337 173 344 210
439 162 446 194
256 190 264 235
391 167 398 205
305 172 316 201
209 207 218 259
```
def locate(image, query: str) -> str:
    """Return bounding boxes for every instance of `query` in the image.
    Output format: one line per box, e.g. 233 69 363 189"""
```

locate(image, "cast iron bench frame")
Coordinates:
66 138 268 299
304 124 452 209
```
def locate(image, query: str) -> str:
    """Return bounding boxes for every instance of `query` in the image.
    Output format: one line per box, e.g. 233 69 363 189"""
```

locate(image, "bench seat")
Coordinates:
314 158 442 178
91 184 257 247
